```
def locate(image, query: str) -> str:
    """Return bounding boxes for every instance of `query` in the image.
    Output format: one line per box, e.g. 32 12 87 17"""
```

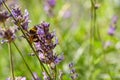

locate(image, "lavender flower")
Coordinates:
0 11 9 23
63 10 71 19
108 26 116 35
54 54 64 64
104 41 112 49
29 21 64 69
22 9 30 31
42 72 50 80
69 62 74 68
70 74 78 80
33 72 41 80
44 0 56 17
12 6 30 31
69 62 78 80
0 27 16 43
12 7 22 18
111 15 118 24
47 0 56 7
108 15 118 36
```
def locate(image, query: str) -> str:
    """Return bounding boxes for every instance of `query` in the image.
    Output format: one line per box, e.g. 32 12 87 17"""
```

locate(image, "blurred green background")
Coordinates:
0 0 120 80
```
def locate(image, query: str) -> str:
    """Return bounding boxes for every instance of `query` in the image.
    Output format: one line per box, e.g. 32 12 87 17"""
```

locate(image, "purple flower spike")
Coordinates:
33 21 63 67
112 15 118 24
108 15 118 36
108 26 115 35
69 62 78 80
1 28 16 43
22 9 30 31
12 7 30 31
44 0 56 17
54 54 64 64
48 0 56 7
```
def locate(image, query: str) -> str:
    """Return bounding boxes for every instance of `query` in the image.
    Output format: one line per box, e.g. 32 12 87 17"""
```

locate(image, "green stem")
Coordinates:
90 0 94 54
90 0 101 41
90 0 112 80
90 0 95 41
2 2 52 79
8 43 15 80
102 47 114 80
3 21 7 29
89 0 96 80
13 42 36 80
3 17 15 80
54 66 57 80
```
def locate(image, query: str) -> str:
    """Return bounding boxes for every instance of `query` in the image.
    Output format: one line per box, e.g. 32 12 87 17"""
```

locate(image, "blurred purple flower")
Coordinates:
108 26 116 35
44 0 56 17
111 15 118 24
108 15 118 36
70 73 78 80
69 62 74 68
70 68 76 74
69 62 78 80
48 0 56 7
104 41 112 49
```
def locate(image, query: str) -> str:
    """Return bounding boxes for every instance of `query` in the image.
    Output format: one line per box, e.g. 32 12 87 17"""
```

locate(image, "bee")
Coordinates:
26 26 43 56
27 26 39 43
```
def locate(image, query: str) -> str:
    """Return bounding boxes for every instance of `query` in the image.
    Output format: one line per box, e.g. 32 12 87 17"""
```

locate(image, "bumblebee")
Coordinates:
27 26 44 56
27 26 39 43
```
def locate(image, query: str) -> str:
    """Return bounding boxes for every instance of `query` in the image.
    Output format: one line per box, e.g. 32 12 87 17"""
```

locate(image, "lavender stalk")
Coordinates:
8 42 15 80
13 42 36 80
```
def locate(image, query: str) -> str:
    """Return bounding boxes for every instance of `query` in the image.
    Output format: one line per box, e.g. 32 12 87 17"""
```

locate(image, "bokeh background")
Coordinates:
0 0 120 80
